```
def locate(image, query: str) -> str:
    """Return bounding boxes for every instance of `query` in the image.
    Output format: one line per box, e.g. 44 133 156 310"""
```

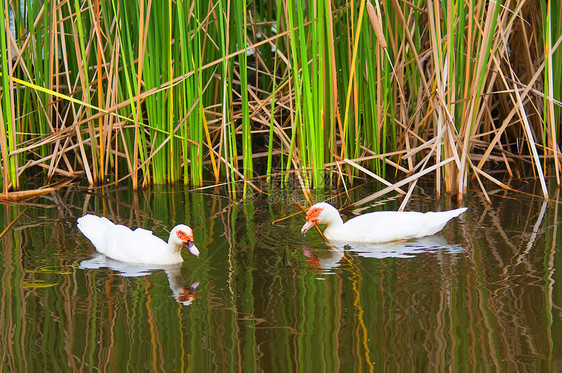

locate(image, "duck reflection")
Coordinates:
302 234 465 271
330 234 465 259
302 243 344 271
79 254 200 306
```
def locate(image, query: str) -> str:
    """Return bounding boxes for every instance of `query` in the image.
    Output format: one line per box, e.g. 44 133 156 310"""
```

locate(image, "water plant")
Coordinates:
1 0 560 202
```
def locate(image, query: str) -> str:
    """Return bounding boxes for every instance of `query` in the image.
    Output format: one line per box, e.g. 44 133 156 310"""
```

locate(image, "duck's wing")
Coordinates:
335 209 465 243
103 225 166 262
338 211 422 242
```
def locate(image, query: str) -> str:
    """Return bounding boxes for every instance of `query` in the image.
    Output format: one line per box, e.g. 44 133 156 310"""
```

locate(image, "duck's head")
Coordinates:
301 202 339 234
171 225 200 257
176 282 200 306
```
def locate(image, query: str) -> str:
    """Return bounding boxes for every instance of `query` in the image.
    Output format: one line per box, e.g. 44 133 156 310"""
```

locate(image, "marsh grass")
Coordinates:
1 0 561 204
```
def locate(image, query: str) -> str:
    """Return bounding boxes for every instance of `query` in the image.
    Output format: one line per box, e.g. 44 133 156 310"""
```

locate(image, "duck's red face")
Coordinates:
176 228 193 244
301 205 324 234
176 227 200 257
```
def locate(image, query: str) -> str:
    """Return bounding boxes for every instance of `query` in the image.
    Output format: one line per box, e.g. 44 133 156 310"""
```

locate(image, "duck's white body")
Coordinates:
302 202 467 243
77 214 199 265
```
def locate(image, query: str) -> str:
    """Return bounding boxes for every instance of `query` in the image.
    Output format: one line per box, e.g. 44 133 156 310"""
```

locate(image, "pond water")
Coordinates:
1 181 562 371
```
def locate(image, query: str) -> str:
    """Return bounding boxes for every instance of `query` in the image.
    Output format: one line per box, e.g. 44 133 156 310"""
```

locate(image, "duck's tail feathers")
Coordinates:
449 207 468 218
77 214 114 253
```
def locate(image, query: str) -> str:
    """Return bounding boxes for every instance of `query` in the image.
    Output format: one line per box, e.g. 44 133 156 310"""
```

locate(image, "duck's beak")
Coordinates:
301 220 317 234
185 240 200 258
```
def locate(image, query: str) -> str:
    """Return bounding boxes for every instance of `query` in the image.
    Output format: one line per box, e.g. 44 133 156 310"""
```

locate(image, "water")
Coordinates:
1 182 562 371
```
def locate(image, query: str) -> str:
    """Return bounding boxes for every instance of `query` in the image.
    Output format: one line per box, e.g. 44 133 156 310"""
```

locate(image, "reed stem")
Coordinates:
2 0 560 201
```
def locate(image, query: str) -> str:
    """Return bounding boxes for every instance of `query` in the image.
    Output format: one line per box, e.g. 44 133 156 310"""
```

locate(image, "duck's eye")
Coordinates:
178 231 184 237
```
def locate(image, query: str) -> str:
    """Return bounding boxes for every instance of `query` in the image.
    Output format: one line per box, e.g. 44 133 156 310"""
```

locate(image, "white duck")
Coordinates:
77 214 200 265
301 202 467 243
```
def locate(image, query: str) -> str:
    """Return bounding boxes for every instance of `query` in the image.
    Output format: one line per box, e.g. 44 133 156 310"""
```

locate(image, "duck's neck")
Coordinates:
323 208 344 230
166 245 184 263
168 243 182 254
166 237 183 255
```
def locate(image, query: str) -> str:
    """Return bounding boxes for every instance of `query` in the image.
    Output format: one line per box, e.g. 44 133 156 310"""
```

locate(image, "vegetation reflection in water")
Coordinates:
1 183 562 371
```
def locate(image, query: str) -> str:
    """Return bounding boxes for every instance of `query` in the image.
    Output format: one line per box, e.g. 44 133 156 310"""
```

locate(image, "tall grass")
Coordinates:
1 0 561 201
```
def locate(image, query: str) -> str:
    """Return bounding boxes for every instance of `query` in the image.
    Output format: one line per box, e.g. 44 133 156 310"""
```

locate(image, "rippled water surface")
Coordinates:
1 182 562 371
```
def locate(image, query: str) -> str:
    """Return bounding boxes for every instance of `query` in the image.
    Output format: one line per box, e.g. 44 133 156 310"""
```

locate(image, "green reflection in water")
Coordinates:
1 184 562 371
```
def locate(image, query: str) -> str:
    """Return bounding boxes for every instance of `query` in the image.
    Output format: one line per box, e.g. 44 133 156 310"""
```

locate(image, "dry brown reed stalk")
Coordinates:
0 179 74 202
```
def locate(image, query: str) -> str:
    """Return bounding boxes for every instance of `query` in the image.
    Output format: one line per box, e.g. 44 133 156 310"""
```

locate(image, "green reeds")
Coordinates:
543 0 562 185
1 0 561 201
0 0 15 193
234 0 253 196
